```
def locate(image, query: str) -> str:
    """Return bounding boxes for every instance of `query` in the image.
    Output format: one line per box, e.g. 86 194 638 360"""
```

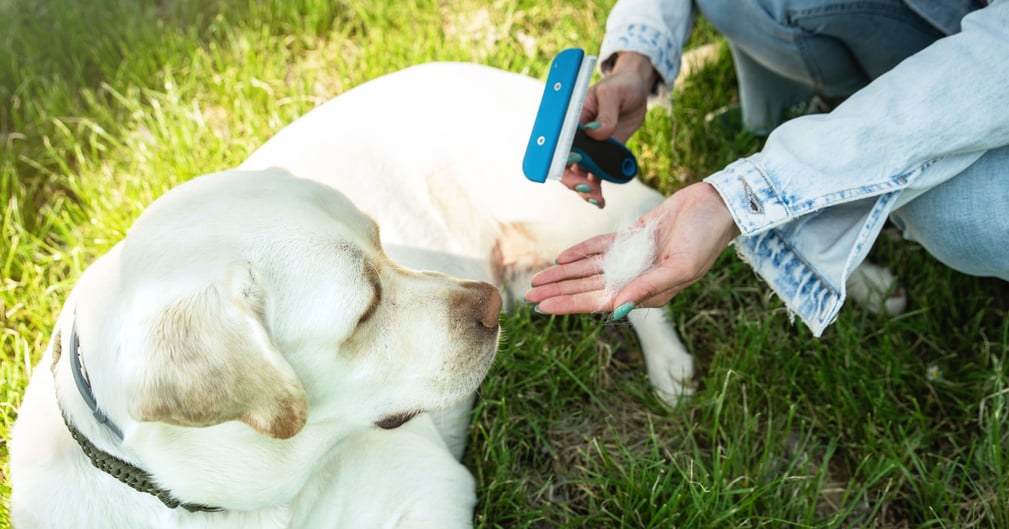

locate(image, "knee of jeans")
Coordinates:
891 198 1009 281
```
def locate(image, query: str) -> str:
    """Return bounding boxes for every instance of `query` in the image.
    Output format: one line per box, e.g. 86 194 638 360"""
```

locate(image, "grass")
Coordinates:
2 0 1007 527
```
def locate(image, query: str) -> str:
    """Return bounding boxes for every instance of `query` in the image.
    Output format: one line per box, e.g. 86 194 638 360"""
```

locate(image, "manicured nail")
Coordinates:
612 302 635 320
567 152 583 165
588 198 600 208
533 304 547 315
584 121 602 130
576 184 591 193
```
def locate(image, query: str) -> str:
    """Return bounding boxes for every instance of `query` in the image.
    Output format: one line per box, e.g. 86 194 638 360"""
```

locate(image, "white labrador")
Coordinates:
9 62 694 528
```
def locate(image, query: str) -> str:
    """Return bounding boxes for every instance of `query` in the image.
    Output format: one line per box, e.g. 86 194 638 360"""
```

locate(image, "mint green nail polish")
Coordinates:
576 184 591 193
584 121 602 130
613 302 635 320
588 198 600 207
567 152 583 165
533 304 546 315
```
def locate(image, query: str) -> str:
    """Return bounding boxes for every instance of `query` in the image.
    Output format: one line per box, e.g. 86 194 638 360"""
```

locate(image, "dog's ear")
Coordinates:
127 264 308 439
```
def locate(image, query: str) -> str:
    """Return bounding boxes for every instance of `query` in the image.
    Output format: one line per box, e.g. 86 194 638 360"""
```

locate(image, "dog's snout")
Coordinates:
464 281 502 329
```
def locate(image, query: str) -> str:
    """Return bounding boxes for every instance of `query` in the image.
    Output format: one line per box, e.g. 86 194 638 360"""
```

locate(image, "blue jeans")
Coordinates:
890 147 1009 280
696 0 961 133
697 0 1008 282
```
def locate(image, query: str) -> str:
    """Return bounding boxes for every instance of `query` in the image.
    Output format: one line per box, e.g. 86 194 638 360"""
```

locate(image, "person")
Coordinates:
525 0 1009 336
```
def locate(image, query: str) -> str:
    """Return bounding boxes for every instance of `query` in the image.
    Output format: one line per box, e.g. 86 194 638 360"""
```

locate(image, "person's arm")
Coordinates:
704 2 1009 334
711 3 1009 238
598 0 694 93
529 3 1009 333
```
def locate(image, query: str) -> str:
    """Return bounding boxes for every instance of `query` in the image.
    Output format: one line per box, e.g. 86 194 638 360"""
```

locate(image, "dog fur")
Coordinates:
9 62 694 528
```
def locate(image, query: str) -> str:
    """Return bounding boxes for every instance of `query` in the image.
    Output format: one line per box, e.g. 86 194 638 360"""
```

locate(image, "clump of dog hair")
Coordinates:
601 219 658 305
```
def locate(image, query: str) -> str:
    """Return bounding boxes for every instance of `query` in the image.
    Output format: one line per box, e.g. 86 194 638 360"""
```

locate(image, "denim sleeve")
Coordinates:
705 3 1009 335
598 0 695 90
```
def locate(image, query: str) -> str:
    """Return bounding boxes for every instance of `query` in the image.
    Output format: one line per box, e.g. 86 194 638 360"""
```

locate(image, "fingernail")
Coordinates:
584 121 602 130
612 302 635 320
588 198 600 208
576 184 591 193
567 152 583 165
533 304 547 315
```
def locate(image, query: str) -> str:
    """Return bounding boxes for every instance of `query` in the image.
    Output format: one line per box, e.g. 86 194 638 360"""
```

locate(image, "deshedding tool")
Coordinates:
522 48 639 185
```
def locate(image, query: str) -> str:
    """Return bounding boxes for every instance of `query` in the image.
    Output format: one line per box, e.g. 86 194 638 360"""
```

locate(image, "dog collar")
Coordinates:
61 322 223 513
68 320 124 440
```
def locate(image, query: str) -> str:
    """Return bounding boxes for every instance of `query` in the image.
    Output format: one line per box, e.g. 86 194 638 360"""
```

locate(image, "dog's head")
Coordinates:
69 169 500 442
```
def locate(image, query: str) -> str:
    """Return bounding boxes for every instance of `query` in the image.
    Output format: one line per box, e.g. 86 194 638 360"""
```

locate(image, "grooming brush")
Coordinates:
522 48 639 185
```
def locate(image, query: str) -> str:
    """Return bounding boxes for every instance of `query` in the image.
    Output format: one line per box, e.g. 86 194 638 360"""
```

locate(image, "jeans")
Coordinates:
697 0 1008 286
696 0 958 133
890 147 1009 280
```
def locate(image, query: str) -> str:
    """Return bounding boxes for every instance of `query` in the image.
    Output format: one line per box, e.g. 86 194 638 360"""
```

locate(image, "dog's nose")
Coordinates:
466 281 503 329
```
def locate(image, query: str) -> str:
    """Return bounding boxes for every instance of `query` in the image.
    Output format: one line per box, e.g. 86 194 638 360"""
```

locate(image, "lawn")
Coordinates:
2 0 1008 527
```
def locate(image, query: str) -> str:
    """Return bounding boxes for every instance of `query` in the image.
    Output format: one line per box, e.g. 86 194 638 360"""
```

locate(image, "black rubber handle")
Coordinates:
570 125 639 184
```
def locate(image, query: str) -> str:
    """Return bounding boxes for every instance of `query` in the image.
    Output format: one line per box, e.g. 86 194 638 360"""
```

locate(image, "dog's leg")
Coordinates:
846 261 907 316
627 308 695 405
425 397 475 461
303 416 476 529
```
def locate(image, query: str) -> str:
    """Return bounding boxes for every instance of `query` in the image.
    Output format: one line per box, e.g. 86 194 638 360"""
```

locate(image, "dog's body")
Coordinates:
9 62 692 528
239 62 695 406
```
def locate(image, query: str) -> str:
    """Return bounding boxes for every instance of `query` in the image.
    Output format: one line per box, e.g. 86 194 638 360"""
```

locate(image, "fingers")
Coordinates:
587 97 619 141
526 270 684 318
611 262 698 309
525 272 606 305
579 87 600 124
533 288 612 315
585 71 650 143
525 239 611 310
561 163 606 208
554 232 617 265
580 85 615 138
530 254 604 287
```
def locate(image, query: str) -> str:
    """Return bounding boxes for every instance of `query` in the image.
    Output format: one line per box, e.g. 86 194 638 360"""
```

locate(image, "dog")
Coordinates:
9 62 695 528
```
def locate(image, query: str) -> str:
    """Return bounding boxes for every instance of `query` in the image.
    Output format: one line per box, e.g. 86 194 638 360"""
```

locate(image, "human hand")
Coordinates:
562 52 658 208
525 182 740 318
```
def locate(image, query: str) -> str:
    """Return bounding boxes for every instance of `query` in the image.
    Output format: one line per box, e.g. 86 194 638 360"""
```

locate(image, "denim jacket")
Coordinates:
599 1 1009 335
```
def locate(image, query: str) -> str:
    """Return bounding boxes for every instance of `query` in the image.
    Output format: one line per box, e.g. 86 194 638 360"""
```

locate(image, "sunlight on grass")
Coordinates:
3 0 1008 527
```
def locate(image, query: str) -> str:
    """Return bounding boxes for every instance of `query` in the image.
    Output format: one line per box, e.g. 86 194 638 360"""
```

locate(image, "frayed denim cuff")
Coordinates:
731 231 843 337
706 159 843 336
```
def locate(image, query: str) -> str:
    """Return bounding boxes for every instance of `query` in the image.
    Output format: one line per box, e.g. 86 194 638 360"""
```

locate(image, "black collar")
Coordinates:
62 321 223 513
68 321 123 440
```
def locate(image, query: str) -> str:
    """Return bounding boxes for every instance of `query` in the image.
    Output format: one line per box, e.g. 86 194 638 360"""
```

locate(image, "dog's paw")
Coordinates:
628 308 695 407
846 261 907 316
646 351 696 407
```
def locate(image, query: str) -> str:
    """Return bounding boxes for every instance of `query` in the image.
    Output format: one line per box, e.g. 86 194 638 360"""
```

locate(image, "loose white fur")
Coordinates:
602 219 659 305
